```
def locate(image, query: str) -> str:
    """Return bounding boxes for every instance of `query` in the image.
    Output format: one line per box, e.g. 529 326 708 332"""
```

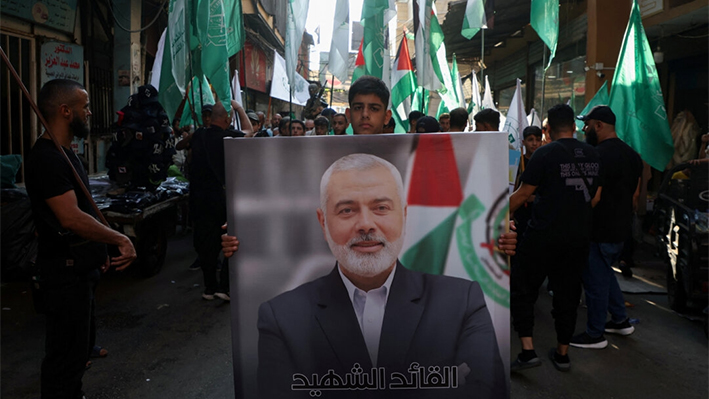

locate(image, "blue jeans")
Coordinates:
583 241 628 337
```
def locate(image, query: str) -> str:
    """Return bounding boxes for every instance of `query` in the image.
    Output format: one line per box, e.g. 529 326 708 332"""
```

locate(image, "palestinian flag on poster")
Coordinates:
400 134 463 274
391 36 417 133
351 39 366 84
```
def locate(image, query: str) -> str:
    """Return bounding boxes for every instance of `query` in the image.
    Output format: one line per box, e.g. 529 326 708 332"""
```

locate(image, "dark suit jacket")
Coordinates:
257 262 507 399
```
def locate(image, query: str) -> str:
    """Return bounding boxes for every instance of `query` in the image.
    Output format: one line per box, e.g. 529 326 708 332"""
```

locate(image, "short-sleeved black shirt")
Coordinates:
591 138 642 242
25 138 103 259
521 138 602 243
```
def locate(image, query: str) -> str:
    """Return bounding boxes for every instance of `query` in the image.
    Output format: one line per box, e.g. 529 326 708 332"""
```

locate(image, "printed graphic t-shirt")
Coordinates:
521 138 602 243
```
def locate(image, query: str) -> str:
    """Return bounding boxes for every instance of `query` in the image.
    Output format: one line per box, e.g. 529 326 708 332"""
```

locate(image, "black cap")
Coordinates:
577 105 616 125
202 103 214 114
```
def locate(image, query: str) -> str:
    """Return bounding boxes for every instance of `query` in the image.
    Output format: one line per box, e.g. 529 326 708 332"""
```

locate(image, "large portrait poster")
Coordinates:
225 133 510 399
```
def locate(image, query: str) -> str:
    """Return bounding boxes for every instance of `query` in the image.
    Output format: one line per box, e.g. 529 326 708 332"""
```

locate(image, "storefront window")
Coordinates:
532 56 586 122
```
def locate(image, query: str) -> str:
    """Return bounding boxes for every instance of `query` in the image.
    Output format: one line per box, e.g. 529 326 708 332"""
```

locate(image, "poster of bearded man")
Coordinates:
224 132 511 399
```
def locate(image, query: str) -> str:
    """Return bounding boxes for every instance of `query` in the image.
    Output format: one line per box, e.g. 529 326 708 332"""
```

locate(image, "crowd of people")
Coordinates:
27 73 654 397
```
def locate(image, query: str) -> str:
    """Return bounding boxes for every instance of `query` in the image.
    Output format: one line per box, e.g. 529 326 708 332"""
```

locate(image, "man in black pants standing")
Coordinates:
25 79 136 398
570 106 642 349
508 104 602 372
190 101 251 301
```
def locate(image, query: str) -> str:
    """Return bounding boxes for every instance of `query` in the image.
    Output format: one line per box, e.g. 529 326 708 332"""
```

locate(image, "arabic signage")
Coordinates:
0 0 78 33
225 133 511 398
239 41 268 94
41 41 84 85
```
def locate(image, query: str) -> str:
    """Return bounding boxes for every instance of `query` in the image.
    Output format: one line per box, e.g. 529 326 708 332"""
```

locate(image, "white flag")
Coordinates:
231 70 244 129
286 0 310 96
481 75 496 110
415 0 440 91
271 50 309 105
502 79 529 150
527 108 542 128
328 0 349 84
150 29 166 89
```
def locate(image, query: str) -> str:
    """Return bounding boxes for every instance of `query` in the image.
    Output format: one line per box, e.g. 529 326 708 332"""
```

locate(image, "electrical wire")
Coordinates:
107 0 168 33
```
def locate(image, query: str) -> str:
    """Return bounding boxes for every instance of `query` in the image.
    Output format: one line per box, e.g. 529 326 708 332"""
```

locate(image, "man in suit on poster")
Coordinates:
254 153 510 399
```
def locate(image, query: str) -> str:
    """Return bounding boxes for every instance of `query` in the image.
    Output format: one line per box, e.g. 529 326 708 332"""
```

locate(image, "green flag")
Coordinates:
530 0 558 68
575 81 609 132
361 0 395 79
196 0 232 112
224 0 245 57
430 6 457 113
609 0 673 171
461 0 486 40
158 24 184 121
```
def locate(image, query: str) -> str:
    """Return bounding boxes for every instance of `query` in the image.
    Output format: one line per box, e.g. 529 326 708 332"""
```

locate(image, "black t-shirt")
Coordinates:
521 138 602 243
25 138 102 259
189 125 243 197
591 138 642 242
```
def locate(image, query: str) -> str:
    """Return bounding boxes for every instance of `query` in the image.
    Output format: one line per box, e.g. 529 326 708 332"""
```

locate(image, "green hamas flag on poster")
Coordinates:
530 0 558 68
609 0 673 171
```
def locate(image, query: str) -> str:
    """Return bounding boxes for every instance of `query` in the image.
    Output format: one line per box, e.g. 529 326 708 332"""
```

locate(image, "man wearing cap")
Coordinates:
570 106 642 349
508 104 602 372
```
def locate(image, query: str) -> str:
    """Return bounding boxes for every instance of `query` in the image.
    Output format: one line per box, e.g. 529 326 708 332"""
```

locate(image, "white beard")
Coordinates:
324 222 405 278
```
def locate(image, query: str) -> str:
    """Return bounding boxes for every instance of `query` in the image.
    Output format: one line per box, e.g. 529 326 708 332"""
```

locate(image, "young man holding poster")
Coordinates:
346 76 392 135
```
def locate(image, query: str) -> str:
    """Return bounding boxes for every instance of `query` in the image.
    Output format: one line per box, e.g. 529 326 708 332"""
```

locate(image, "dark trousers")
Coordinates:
192 197 229 293
40 272 95 399
510 233 589 345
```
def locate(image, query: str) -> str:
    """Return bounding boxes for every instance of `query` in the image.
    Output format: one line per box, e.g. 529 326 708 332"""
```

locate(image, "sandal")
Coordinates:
90 345 108 358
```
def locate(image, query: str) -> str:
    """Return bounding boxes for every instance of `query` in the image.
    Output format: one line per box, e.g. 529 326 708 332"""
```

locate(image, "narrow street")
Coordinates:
2 230 707 398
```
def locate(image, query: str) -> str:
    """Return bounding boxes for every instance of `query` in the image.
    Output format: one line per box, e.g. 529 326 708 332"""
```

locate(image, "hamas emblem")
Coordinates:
455 190 510 308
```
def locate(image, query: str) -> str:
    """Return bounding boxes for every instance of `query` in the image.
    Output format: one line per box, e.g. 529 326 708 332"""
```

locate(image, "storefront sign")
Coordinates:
40 41 84 85
239 41 269 93
1 0 78 33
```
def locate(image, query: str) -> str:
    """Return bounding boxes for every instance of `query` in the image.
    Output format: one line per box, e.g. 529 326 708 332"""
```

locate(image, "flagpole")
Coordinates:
329 73 335 107
480 29 485 86
540 45 547 120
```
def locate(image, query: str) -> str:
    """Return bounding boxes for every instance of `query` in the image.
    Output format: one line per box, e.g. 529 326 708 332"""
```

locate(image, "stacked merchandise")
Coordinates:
107 85 176 190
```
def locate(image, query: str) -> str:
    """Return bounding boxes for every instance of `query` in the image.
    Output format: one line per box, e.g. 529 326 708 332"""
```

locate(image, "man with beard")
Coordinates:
25 79 136 398
332 113 349 135
255 154 507 399
570 106 641 349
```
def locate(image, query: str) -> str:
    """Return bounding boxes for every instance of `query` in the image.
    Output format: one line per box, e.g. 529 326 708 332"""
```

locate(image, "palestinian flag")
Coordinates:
351 39 366 84
391 36 417 133
400 134 463 274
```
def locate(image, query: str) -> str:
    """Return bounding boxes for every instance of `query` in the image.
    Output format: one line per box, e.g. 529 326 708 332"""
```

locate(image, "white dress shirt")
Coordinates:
338 265 396 367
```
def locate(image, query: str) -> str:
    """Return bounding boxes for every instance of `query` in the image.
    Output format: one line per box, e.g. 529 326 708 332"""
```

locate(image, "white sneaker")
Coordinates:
202 292 215 300
215 292 230 301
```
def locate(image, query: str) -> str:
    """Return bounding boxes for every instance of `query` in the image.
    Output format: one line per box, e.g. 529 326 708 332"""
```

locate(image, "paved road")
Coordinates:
2 231 707 398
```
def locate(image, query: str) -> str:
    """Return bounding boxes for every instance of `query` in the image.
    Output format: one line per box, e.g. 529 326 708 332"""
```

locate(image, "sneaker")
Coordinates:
605 319 635 336
548 348 570 372
188 259 201 271
570 332 608 349
202 290 215 300
215 292 230 301
510 353 541 372
619 261 633 278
